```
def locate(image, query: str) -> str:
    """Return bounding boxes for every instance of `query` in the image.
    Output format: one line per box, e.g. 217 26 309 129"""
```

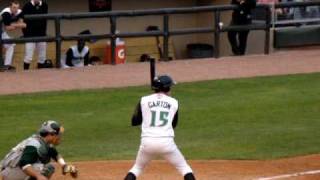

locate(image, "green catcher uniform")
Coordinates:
1 134 58 180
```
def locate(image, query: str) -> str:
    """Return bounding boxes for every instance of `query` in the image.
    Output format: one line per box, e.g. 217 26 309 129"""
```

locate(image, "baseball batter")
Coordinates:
124 75 196 180
0 120 78 180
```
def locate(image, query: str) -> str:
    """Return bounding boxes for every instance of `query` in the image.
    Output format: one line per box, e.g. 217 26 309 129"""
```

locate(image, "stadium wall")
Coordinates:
0 0 267 59
197 0 267 56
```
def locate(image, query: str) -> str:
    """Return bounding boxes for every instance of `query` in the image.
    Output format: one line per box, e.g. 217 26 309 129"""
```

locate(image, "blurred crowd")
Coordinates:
258 0 320 20
228 0 320 56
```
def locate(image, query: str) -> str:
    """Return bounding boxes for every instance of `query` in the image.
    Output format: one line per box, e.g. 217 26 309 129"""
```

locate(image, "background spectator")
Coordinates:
307 5 320 18
258 0 284 14
1 1 26 70
278 0 320 24
299 0 320 18
290 0 308 19
228 0 257 56
22 0 48 70
64 30 91 68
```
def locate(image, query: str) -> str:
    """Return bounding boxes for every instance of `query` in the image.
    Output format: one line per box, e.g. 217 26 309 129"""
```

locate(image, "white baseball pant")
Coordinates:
1 32 16 66
129 137 193 177
24 42 47 64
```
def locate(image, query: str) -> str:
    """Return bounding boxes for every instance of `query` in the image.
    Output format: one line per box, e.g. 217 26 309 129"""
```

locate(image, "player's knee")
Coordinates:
124 172 136 180
184 172 196 180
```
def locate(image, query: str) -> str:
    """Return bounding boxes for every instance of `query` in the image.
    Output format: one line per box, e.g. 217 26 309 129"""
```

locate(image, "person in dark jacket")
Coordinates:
1 1 26 70
228 0 256 55
22 0 48 70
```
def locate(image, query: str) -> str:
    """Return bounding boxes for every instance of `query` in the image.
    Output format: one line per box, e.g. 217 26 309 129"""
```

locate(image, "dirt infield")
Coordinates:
2 49 320 179
51 154 320 180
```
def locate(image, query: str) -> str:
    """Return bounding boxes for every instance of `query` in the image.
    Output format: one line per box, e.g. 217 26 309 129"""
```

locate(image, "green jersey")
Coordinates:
1 134 58 170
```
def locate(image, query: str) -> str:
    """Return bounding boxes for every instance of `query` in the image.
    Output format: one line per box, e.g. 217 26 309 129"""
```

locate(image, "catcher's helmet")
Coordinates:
152 75 176 92
39 120 63 135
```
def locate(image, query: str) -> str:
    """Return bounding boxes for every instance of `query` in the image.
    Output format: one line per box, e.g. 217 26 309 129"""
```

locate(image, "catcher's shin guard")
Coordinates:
27 164 55 180
184 173 196 180
42 164 55 178
124 172 136 180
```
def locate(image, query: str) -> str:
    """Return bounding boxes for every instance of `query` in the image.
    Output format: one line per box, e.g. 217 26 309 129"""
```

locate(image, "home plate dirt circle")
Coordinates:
52 155 320 180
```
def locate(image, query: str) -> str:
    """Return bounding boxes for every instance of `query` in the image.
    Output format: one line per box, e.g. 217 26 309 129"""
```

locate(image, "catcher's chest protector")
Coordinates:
1 135 50 169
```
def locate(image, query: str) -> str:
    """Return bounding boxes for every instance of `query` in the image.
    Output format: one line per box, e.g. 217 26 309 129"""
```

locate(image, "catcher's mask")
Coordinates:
39 120 64 136
152 75 176 92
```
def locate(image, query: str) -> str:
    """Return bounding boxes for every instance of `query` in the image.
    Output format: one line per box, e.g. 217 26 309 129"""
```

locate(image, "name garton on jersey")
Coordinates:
148 101 171 110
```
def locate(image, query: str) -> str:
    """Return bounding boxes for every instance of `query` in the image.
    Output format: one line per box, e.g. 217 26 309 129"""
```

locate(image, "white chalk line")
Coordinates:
256 169 320 180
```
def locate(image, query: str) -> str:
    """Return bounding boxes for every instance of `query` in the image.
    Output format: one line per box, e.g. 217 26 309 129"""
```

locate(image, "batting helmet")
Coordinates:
152 75 176 92
39 120 63 136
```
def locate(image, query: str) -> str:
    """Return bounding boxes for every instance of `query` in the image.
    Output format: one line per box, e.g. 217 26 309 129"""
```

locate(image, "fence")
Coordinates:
0 1 320 69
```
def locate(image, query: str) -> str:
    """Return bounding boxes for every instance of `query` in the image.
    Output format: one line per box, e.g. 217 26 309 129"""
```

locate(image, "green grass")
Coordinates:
0 73 320 161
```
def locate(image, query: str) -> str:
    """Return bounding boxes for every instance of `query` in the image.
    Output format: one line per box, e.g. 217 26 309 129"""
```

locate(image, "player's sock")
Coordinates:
184 172 196 180
124 172 136 180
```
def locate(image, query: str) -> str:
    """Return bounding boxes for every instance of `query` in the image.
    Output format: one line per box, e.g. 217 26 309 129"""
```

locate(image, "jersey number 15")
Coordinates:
150 110 169 127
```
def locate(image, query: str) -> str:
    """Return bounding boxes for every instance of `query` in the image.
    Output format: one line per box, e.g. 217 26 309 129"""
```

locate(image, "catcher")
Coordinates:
0 120 78 180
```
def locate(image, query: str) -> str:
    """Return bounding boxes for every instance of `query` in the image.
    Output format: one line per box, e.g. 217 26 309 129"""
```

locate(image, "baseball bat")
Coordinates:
150 58 156 89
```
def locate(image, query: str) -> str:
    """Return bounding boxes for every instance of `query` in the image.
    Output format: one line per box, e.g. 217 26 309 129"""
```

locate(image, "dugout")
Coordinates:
1 0 319 70
274 25 320 48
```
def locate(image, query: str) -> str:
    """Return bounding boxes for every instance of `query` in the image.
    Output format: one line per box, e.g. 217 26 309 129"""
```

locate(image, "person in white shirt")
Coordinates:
1 1 26 70
124 75 196 180
63 30 91 68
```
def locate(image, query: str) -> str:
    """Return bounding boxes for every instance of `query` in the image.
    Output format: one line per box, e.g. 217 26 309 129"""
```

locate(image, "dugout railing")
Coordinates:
0 1 320 69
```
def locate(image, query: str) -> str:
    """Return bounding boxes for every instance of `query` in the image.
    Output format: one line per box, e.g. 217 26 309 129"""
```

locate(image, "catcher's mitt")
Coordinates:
62 164 78 178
